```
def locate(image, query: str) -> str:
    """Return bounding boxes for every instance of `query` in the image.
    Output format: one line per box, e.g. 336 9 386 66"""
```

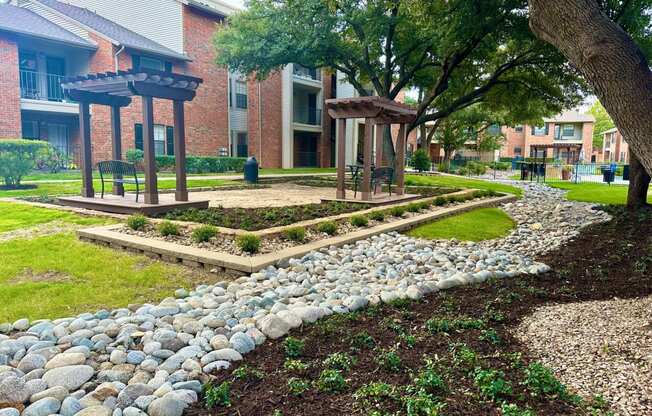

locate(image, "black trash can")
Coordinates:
602 168 615 184
623 165 630 181
244 156 259 183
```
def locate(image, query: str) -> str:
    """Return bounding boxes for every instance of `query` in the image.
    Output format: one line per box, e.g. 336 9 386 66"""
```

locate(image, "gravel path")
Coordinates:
516 296 652 416
0 182 613 416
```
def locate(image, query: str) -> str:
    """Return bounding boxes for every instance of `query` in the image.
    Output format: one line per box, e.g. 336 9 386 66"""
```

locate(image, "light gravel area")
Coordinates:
516 296 652 416
193 184 338 208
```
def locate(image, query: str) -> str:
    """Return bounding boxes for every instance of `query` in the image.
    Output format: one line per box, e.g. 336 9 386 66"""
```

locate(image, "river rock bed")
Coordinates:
0 183 608 416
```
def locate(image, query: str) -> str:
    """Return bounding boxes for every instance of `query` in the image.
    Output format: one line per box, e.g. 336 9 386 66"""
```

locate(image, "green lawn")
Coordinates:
546 181 642 205
0 178 238 198
0 201 108 233
405 174 522 196
0 233 200 321
407 208 515 242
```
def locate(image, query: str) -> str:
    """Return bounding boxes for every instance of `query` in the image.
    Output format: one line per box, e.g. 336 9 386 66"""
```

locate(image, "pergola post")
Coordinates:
396 124 406 195
110 105 124 196
336 118 347 199
361 119 374 201
79 101 94 198
173 100 188 202
374 123 384 193
142 96 158 205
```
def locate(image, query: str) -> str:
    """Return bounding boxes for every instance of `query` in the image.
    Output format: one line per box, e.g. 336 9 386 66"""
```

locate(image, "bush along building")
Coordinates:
0 0 350 168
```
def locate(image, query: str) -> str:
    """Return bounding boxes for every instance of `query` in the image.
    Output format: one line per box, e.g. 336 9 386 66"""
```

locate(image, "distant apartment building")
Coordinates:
499 111 595 162
0 0 354 168
594 127 629 163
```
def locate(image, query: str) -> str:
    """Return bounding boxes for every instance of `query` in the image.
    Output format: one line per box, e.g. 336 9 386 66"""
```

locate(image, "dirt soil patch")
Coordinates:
7 269 74 285
187 206 652 416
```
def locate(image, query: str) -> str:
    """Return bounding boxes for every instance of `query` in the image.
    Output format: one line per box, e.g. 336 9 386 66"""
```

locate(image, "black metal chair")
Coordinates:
352 166 394 198
97 160 141 202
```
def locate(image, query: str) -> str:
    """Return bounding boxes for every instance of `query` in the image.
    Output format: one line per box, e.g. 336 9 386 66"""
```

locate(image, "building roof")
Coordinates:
0 2 96 49
543 111 595 123
602 127 618 135
185 0 238 17
35 0 190 61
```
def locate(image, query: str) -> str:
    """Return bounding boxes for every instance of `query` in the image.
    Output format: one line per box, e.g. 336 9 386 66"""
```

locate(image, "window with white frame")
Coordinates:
235 80 248 109
562 124 575 137
532 125 547 136
154 125 166 155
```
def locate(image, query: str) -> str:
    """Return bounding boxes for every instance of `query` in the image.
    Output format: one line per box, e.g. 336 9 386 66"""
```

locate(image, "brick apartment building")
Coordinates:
594 127 629 163
498 111 595 162
0 0 354 168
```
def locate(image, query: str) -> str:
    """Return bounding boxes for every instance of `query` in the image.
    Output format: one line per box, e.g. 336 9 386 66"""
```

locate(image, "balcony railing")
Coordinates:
20 70 65 102
293 64 321 81
294 107 322 125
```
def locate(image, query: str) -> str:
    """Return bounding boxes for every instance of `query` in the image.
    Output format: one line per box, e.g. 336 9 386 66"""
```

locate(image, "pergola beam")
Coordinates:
142 96 158 205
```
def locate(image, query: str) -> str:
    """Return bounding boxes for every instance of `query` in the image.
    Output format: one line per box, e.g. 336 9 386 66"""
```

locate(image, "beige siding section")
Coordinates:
59 0 184 53
19 0 92 41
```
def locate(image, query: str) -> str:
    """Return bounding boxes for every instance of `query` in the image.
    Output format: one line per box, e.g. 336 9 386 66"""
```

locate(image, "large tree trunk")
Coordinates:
627 153 651 208
528 0 652 177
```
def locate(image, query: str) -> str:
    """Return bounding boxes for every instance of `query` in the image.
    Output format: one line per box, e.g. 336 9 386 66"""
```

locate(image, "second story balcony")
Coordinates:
294 107 322 126
20 69 66 102
293 64 321 82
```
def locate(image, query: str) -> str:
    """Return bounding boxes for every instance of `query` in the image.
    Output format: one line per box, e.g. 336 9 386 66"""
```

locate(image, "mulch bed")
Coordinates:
187 206 652 416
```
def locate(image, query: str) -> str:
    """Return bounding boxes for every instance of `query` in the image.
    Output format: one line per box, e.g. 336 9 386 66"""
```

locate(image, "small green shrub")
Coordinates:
401 390 447 414
317 221 338 235
232 365 263 381
479 329 501 345
375 350 402 373
192 225 218 243
368 210 386 221
287 377 310 395
350 215 369 227
406 203 422 213
350 331 375 349
315 369 347 392
354 382 398 409
283 226 306 242
413 359 447 394
125 149 144 164
204 381 231 408
398 333 417 349
0 140 49 187
426 318 452 334
236 233 261 253
500 403 536 416
389 206 406 217
411 149 431 172
433 196 447 206
157 221 179 236
127 214 148 231
284 337 305 358
450 343 478 368
473 368 512 401
523 362 568 399
283 359 308 373
323 352 357 372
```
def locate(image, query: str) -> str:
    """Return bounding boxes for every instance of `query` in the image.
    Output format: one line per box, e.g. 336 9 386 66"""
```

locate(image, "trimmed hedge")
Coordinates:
155 156 246 174
0 140 49 187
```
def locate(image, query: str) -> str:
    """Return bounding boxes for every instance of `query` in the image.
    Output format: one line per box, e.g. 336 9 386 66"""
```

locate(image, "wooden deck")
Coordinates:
57 193 208 215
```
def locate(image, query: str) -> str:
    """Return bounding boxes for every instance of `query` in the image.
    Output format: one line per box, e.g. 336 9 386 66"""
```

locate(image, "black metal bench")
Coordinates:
351 165 394 198
97 160 140 202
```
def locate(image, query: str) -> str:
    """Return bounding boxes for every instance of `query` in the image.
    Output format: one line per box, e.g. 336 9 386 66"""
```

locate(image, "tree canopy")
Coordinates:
587 101 615 149
214 0 585 133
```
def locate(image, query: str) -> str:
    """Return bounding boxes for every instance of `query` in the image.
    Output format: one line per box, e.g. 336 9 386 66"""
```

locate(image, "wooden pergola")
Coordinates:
324 96 417 201
61 69 203 205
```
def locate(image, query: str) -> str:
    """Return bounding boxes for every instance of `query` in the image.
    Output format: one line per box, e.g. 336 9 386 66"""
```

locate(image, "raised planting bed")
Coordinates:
157 201 370 231
77 190 516 274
